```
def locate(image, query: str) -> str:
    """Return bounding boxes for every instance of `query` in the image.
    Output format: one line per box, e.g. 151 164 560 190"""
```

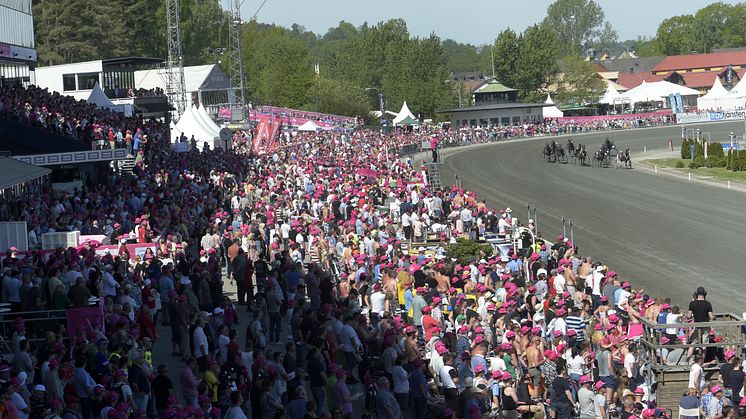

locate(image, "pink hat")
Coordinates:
501 372 513 381
474 364 485 373
458 325 469 334
725 349 736 360
554 330 563 337
711 385 723 393
594 380 606 390
500 342 512 350
634 386 645 394
505 331 515 339
579 375 592 384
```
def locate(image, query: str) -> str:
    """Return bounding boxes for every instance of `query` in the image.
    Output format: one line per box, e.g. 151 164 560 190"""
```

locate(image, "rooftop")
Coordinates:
439 102 547 113
652 51 746 72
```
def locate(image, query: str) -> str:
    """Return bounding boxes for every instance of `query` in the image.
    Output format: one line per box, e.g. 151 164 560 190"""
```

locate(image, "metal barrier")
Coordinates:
0 308 68 345
637 312 746 372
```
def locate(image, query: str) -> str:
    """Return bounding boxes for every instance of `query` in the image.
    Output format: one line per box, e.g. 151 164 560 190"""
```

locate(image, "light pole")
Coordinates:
569 219 575 250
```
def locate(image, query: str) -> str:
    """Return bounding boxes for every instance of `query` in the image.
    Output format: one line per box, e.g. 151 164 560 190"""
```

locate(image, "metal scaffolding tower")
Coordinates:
228 0 247 107
164 0 187 116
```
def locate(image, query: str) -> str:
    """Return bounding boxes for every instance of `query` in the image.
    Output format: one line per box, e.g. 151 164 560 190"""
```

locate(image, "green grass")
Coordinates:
645 158 746 183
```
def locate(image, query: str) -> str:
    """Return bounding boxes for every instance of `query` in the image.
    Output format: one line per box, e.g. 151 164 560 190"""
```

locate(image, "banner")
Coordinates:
266 117 282 152
675 110 746 124
253 116 271 154
674 93 684 114
125 243 156 260
548 110 672 123
218 108 232 119
66 306 105 344
668 94 676 111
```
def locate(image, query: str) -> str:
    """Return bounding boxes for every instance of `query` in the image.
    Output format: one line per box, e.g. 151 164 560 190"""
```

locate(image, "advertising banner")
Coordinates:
253 116 271 154
548 110 672 123
675 110 746 124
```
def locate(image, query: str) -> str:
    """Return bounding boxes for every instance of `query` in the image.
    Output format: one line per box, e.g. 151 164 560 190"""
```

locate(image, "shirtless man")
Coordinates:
523 335 545 400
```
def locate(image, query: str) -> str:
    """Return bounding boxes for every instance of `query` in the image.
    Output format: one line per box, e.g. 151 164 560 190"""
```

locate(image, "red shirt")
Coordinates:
422 314 439 341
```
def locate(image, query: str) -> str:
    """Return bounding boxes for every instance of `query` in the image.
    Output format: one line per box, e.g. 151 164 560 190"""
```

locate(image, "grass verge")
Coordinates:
644 158 746 183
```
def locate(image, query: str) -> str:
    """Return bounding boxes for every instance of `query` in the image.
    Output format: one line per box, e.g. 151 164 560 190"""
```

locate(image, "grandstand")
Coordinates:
0 0 36 87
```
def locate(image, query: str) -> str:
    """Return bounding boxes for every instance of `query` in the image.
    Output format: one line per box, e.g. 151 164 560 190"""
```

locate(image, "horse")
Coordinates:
594 147 608 167
556 143 566 162
567 139 576 157
574 144 587 166
542 143 553 162
616 147 632 168
603 137 614 152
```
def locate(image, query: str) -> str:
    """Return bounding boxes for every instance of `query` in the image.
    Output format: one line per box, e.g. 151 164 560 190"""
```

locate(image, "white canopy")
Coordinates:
392 101 418 126
618 80 699 107
195 104 221 136
542 94 564 118
87 82 115 108
697 77 738 110
174 106 218 150
599 82 621 105
297 120 320 131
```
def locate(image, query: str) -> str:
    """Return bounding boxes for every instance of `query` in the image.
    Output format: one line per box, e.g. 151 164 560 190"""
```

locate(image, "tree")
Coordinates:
491 29 520 87
656 15 696 55
555 56 605 104
34 0 101 64
304 77 369 118
242 24 315 108
514 25 559 102
441 39 481 73
543 0 612 56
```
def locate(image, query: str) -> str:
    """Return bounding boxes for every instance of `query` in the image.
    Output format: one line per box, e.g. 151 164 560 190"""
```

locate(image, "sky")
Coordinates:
236 0 743 46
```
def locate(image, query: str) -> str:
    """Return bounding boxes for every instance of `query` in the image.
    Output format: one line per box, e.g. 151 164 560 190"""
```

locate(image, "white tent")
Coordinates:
542 94 564 118
697 77 735 110
392 101 418 126
195 104 221 136
86 83 115 108
599 82 621 105
618 80 699 108
174 106 218 151
297 120 320 131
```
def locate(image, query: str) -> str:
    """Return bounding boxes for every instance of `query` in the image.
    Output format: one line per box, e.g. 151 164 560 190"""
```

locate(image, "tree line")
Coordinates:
31 0 746 119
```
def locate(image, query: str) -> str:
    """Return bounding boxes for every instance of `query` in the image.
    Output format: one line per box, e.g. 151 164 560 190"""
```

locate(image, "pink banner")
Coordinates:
125 243 156 260
66 306 105 344
547 110 672 123
218 108 232 119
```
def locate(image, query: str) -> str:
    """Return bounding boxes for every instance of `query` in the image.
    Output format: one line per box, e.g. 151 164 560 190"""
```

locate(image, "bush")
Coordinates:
688 161 698 169
705 156 726 168
708 142 724 158
445 238 493 263
680 139 691 159
727 150 734 170
675 160 684 168
692 156 706 168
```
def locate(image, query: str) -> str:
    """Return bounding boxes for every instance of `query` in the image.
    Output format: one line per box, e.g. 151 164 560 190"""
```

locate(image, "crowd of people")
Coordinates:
0 84 744 419
0 85 164 152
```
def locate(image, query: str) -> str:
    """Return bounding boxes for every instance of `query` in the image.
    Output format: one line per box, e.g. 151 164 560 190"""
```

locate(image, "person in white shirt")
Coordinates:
193 318 209 360
101 267 119 298
369 284 387 326
553 270 567 294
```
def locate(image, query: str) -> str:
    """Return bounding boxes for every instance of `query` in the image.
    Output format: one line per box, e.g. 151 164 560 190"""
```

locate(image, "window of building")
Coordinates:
469 119 477 126
512 116 520 125
489 118 499 125
77 73 99 90
62 74 76 91
501 117 510 125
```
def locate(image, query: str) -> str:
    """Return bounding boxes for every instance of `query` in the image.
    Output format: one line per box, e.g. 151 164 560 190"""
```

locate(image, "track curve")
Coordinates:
440 121 746 314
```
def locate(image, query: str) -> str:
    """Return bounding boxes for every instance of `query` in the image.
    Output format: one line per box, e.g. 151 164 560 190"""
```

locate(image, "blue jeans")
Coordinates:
311 386 327 415
268 312 281 343
413 397 427 419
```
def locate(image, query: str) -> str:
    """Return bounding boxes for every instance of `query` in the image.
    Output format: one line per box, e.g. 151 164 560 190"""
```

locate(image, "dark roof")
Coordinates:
102 57 164 67
439 102 548 113
652 51 746 72
0 157 51 190
595 56 665 73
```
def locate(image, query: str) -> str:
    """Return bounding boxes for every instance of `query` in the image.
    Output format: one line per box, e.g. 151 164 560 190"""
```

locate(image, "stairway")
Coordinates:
654 368 720 416
426 162 443 191
118 158 137 177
